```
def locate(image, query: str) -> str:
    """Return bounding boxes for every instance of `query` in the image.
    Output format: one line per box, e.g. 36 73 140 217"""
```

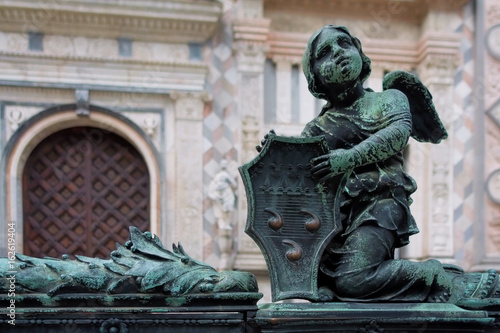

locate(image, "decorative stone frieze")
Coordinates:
267 30 456 76
0 51 209 92
44 35 118 58
265 0 469 23
132 41 190 62
0 0 222 43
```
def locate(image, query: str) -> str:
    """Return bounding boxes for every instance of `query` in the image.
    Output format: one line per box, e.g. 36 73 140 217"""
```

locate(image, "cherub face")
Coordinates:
312 29 363 87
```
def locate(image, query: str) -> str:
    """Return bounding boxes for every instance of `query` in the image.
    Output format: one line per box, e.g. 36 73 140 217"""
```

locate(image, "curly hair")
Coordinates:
302 25 371 101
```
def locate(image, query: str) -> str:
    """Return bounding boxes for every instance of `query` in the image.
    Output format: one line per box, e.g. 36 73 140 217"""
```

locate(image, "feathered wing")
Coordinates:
383 70 448 144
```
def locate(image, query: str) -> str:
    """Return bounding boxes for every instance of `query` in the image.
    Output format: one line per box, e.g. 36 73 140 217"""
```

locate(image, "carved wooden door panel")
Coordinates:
23 127 150 258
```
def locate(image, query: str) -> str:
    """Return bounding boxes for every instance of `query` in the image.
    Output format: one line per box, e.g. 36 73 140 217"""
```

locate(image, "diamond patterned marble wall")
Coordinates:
202 7 239 267
452 2 476 269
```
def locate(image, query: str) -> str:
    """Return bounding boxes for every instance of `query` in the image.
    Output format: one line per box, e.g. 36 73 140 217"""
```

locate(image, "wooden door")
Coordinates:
23 127 150 258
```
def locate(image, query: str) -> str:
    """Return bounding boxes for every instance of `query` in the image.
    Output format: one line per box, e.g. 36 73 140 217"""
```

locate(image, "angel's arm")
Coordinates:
311 90 412 182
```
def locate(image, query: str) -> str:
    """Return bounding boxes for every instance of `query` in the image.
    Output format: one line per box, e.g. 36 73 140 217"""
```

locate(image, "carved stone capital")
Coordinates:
232 18 270 73
171 91 211 121
232 41 269 73
271 55 302 66
416 33 461 85
418 54 459 86
0 51 209 93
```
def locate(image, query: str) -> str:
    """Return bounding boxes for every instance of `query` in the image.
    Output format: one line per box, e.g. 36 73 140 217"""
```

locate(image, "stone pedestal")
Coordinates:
0 293 262 333
252 302 497 332
0 306 259 333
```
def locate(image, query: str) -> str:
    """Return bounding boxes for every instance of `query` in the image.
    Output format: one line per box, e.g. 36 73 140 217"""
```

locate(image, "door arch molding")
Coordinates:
2 104 162 254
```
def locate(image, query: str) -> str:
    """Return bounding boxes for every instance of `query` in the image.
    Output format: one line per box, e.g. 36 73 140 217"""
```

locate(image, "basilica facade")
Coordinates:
0 0 498 301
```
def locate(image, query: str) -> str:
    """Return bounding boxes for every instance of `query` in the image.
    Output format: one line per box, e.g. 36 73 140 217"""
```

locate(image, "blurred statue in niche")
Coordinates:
208 159 238 270
209 159 238 231
243 25 500 304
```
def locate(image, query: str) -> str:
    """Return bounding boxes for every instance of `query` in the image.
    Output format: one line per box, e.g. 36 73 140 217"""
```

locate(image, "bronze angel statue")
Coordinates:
255 25 500 304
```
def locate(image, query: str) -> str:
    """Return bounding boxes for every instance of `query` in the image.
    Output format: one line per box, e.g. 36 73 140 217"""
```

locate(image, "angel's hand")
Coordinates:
256 129 276 152
310 149 353 183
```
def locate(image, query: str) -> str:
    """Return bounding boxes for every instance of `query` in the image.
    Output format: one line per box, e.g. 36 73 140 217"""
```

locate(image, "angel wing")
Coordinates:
383 70 448 144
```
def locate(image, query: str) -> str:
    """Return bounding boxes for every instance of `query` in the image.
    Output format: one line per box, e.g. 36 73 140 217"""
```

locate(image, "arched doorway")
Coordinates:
22 127 150 258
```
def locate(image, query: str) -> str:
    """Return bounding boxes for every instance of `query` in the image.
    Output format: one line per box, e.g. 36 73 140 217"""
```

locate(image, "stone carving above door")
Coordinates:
5 105 40 139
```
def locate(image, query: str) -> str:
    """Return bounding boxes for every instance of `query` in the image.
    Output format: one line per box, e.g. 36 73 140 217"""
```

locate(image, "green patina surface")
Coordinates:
0 227 261 307
241 24 500 309
2 24 500 333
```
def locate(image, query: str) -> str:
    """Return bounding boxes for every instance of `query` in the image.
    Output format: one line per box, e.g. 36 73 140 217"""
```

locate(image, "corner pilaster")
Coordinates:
232 1 270 272
171 91 211 260
402 11 461 262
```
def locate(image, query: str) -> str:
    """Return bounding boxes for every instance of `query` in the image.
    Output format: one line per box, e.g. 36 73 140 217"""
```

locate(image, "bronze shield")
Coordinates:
239 133 346 301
